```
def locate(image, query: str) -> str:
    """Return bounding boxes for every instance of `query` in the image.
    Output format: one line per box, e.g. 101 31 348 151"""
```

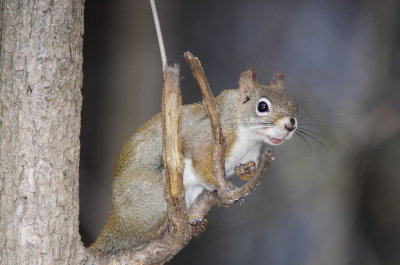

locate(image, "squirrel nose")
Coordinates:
284 118 296 132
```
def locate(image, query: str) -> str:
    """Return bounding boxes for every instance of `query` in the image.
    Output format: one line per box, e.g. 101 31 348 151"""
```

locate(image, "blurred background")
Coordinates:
79 0 400 264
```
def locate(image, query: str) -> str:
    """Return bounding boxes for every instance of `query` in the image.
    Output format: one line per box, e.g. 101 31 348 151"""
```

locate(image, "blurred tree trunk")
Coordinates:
0 0 86 264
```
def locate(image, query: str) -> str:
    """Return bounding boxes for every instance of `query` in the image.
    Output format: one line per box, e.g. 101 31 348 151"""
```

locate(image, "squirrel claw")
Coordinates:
189 216 208 238
235 161 256 181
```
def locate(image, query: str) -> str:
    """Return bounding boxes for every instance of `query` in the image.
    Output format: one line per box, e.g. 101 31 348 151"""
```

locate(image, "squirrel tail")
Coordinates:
88 211 141 255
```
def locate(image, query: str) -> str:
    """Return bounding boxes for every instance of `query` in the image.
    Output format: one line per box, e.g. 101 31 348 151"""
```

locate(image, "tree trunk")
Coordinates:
0 0 86 264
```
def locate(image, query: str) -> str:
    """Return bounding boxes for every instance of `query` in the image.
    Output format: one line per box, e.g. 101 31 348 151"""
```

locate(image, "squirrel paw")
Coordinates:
235 161 256 181
189 216 208 238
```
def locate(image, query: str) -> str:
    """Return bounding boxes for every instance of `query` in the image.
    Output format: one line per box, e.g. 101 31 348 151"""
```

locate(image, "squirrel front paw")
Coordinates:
189 215 208 238
234 161 256 181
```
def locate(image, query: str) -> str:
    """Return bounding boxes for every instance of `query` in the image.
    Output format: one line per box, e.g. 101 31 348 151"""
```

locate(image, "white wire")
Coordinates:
150 0 167 70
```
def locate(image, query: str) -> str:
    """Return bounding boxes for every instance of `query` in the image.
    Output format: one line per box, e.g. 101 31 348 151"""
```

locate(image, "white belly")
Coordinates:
183 158 211 208
225 128 262 176
183 127 262 208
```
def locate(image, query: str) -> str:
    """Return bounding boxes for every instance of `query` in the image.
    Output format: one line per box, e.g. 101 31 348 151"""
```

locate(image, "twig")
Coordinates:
183 51 228 190
184 51 274 204
150 0 167 70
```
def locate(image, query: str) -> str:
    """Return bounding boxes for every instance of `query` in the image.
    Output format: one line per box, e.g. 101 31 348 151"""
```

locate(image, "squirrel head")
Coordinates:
236 69 298 145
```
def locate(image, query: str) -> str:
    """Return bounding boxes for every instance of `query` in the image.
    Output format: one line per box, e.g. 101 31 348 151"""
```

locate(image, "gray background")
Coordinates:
80 1 400 264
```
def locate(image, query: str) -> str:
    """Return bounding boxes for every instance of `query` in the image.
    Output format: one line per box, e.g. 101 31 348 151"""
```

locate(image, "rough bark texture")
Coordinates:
0 0 86 264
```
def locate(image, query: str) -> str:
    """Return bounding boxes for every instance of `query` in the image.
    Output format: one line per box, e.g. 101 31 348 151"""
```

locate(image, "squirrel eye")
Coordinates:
257 101 269 112
256 98 271 116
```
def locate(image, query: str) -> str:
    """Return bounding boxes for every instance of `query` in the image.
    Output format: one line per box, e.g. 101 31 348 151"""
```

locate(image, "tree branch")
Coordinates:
86 53 274 264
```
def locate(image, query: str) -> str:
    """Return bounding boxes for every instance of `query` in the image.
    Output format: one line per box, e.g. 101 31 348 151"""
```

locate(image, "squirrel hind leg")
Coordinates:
90 169 168 254
89 207 168 255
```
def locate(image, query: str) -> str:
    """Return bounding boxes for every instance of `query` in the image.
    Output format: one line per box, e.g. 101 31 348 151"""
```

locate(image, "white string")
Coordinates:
150 0 167 70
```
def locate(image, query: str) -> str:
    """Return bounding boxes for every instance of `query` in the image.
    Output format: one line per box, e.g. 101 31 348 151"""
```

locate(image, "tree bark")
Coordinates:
0 0 86 264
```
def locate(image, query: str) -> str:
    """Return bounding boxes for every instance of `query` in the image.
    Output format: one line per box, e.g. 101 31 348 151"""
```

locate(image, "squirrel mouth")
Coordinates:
268 136 284 145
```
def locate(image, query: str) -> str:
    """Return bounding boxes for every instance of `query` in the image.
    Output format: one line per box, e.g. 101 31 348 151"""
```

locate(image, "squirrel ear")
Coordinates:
239 69 258 102
271 73 286 89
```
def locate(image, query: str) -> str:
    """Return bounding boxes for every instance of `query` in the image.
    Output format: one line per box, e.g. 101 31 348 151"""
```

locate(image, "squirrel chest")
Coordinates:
183 127 263 207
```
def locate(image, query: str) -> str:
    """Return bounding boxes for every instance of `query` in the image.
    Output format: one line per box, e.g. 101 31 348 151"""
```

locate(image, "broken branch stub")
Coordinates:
161 64 190 240
162 65 185 209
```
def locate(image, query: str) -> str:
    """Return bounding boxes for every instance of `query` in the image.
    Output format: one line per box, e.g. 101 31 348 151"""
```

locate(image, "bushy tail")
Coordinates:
88 212 141 255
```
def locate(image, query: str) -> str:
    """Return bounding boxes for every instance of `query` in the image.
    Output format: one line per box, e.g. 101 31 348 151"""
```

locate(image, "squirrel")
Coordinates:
89 69 298 254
